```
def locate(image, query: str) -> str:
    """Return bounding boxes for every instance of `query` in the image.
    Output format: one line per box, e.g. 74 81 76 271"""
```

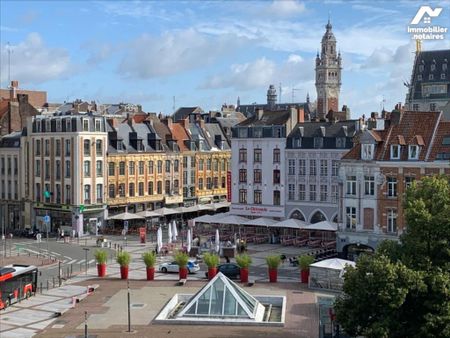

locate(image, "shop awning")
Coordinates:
242 217 277 227
153 207 181 216
303 221 338 232
108 212 145 221
136 210 160 218
270 218 308 229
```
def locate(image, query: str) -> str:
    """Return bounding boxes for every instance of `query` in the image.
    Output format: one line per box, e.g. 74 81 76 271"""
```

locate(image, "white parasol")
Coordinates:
215 228 220 253
187 228 192 254
157 227 163 253
172 220 178 241
168 223 172 244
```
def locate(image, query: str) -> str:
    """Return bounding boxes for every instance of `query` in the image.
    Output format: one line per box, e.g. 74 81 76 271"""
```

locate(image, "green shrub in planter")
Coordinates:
94 250 108 264
236 253 252 268
298 255 315 270
142 251 157 268
203 252 220 268
116 251 131 267
266 255 281 269
174 251 189 268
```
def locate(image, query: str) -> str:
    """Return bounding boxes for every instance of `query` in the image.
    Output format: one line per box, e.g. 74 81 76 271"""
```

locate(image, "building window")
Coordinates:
320 160 328 177
309 185 316 201
65 139 71 156
254 149 262 163
412 104 419 111
387 177 397 197
314 137 323 149
107 163 114 176
206 159 212 171
288 184 295 200
174 160 179 172
118 183 125 197
331 185 338 203
183 171 188 185
429 74 434 80
96 140 102 156
213 177 219 189
361 144 374 160
309 159 316 176
320 185 327 202
387 208 397 233
44 140 50 156
336 137 346 149
36 183 41 202
129 162 135 175
165 180 170 195
96 161 103 177
221 176 226 188
65 185 71 204
430 103 437 111
298 184 306 201
174 179 179 194
221 159 225 171
119 162 125 175
239 149 247 163
56 160 61 180
441 73 446 80
198 159 204 170
288 159 296 175
206 177 212 190
213 160 219 172
109 184 115 198
35 160 41 177
55 140 61 157
254 169 262 183
65 160 70 178
96 184 103 203
129 183 135 197
298 159 306 176
95 119 101 132
137 161 144 175
44 160 50 179
183 187 188 198
346 207 357 229
84 184 91 204
364 176 375 195
254 190 262 204
390 145 400 159
157 160 162 174
273 190 281 205
346 176 356 195
239 169 247 183
165 160 171 173
35 140 41 156
157 181 162 194
183 156 188 169
191 171 196 184
408 145 419 160
148 181 154 195
83 119 89 131
84 161 91 177
273 148 280 163
332 160 339 177
239 189 247 204
273 169 280 184
84 140 91 156
405 176 415 189
417 74 422 81
148 161 154 174
198 178 203 190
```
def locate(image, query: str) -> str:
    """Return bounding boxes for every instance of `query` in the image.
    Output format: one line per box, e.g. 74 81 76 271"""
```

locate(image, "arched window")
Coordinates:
310 211 326 224
290 210 305 221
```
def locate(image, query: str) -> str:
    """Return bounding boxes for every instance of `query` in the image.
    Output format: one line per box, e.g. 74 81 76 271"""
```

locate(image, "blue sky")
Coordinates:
1 0 450 117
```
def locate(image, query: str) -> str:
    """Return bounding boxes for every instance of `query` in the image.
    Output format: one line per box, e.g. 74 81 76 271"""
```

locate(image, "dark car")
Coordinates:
205 263 240 279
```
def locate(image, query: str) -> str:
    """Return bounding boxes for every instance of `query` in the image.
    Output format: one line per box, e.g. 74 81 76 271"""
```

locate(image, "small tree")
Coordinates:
174 251 189 268
298 255 314 270
142 251 157 268
203 252 220 268
266 255 281 269
94 250 108 265
236 253 252 268
116 251 131 267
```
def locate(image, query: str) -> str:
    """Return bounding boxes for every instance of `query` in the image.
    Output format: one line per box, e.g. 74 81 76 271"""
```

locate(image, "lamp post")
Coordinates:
83 248 89 275
127 279 131 332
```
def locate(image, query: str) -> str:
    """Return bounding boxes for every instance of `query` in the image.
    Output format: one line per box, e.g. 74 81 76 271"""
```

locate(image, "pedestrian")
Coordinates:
225 256 230 263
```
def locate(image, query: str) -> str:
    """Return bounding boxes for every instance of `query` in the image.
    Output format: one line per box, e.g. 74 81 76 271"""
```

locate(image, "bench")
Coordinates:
178 279 187 286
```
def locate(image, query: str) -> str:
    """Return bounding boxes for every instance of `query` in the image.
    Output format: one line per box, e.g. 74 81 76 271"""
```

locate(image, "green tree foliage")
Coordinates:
336 176 450 338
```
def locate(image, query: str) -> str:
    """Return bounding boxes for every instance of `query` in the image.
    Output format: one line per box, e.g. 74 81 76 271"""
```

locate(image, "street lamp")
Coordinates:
83 248 89 275
127 279 131 332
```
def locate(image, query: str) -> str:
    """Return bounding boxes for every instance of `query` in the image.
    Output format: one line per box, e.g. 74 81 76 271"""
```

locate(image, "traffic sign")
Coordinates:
43 215 50 223
79 205 85 213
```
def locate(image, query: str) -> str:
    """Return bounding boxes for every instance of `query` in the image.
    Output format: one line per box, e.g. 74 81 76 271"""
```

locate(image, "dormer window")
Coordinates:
443 63 448 71
419 64 424 72
431 64 436 72
336 137 346 149
83 119 89 132
314 137 323 149
361 144 374 160
390 145 400 160
295 138 302 148
417 74 422 81
429 74 434 80
56 119 62 132
409 145 419 160
441 73 446 80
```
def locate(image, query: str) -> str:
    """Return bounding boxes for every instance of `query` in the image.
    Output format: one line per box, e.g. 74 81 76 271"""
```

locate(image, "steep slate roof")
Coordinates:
428 121 450 161
150 117 172 151
171 122 190 152
343 111 442 161
172 106 203 122
237 102 310 118
203 123 231 150
408 49 450 101
237 109 291 127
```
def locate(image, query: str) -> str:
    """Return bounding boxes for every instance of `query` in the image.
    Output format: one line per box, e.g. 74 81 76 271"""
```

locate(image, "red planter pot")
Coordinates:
240 268 249 283
208 267 218 280
97 263 106 277
120 266 129 280
268 268 278 283
146 267 155 281
301 269 310 284
179 267 188 279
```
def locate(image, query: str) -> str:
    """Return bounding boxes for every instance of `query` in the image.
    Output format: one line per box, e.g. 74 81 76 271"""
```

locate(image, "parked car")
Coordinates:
205 263 240 279
159 260 200 274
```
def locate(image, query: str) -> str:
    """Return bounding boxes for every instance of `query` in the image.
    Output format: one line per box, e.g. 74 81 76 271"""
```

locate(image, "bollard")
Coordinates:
47 280 49 290
53 277 56 288
40 282 42 293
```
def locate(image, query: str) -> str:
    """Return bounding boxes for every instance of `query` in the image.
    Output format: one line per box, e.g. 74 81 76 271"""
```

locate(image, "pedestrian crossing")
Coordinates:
20 248 95 266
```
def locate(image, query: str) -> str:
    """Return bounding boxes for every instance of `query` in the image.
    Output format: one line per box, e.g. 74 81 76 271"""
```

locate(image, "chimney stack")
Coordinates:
9 80 18 101
256 108 264 120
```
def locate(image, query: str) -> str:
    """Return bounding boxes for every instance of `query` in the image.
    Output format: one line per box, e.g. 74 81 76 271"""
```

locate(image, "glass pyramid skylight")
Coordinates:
177 272 265 321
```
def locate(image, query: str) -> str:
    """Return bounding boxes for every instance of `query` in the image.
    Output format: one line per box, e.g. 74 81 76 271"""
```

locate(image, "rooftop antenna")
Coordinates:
380 95 386 112
6 42 13 87
292 88 300 103
279 83 282 103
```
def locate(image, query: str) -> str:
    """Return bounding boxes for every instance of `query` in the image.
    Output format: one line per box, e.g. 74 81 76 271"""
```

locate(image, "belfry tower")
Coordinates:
315 19 342 120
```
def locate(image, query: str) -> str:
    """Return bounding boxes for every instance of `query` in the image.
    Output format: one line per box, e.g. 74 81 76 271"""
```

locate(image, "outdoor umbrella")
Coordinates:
153 207 180 216
215 228 220 253
108 212 144 220
172 220 178 241
135 210 160 218
187 228 192 253
168 223 173 244
157 227 163 253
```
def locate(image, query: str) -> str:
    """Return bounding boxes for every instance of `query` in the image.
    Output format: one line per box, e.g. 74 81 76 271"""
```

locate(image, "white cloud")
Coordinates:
82 41 113 65
266 0 306 17
287 54 303 63
117 29 245 79
0 33 72 85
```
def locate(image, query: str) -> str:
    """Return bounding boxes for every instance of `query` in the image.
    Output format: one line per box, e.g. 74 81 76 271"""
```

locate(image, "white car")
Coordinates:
159 260 200 274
